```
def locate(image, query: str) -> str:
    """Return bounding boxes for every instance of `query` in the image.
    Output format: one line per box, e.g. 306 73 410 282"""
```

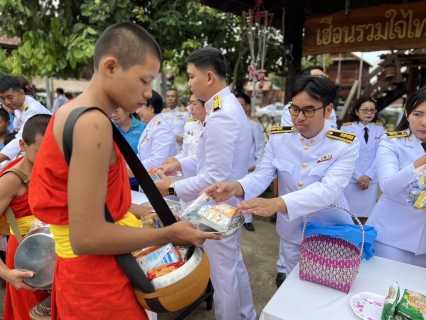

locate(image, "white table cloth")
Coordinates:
260 256 426 320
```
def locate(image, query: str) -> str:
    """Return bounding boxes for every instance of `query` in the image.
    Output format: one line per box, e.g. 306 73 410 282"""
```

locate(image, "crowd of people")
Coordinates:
0 21 425 320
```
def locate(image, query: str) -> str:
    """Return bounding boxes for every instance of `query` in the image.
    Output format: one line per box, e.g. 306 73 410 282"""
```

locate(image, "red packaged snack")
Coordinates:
147 262 184 280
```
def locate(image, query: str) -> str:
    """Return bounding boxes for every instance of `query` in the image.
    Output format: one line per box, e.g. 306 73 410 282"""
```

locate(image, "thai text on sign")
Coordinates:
303 2 426 56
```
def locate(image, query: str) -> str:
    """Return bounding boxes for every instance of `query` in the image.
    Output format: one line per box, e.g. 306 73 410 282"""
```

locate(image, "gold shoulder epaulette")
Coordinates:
213 95 222 112
375 122 383 127
187 118 196 122
326 130 356 143
270 125 295 134
162 108 169 113
341 122 353 126
179 106 187 112
249 117 259 122
23 103 29 111
386 131 408 138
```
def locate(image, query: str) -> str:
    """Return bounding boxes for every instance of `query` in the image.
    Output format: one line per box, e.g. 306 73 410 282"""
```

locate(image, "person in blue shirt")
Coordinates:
111 107 146 190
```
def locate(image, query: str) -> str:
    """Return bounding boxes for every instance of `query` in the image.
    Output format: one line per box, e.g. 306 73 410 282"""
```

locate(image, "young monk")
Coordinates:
0 114 51 320
28 22 220 320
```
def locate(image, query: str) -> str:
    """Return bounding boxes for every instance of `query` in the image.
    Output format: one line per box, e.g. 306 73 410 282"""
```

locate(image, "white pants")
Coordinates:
276 237 300 275
203 229 256 320
275 237 288 274
374 241 426 268
244 213 252 223
344 182 378 218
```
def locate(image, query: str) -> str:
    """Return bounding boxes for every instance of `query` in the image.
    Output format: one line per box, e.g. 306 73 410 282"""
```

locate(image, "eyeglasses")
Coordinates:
288 104 328 118
358 108 377 114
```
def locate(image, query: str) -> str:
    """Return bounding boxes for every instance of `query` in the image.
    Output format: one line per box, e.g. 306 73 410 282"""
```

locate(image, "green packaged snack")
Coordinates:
382 282 401 320
395 289 426 320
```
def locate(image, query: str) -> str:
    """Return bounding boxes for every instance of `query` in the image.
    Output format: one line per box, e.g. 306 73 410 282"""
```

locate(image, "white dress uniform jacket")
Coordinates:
248 117 265 170
162 106 189 152
367 130 426 255
341 121 385 217
1 95 51 160
175 87 256 320
137 113 177 171
174 118 203 160
281 103 338 129
238 124 359 272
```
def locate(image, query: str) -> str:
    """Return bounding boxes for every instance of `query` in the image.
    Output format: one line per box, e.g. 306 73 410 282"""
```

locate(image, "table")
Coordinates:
260 257 426 320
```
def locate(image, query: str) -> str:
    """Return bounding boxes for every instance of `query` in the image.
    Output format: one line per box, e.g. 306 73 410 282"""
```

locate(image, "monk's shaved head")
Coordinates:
94 22 162 70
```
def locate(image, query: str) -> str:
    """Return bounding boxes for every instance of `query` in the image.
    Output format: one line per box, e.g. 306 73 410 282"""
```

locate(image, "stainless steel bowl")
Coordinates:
150 246 204 290
192 214 245 238
140 199 181 209
14 227 56 290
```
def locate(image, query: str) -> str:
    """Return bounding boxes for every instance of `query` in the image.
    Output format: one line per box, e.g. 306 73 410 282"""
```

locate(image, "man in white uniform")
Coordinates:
165 93 206 162
155 47 256 320
203 75 359 275
0 76 51 164
162 88 189 152
236 92 265 232
275 65 336 286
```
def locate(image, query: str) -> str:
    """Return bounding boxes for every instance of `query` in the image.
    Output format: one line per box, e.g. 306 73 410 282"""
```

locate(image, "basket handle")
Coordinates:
301 204 365 255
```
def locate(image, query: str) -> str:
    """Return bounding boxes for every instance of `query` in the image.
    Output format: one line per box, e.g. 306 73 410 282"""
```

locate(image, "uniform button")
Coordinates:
409 136 413 141
302 163 307 168
304 145 310 150
298 182 303 187
300 138 305 142
310 139 315 144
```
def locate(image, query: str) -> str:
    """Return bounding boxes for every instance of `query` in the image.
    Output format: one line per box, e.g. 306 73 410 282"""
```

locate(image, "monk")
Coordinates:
28 22 221 319
0 114 51 320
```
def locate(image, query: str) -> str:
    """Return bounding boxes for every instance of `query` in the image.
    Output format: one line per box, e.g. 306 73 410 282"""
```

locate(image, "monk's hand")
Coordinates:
4 269 37 291
238 197 286 217
201 182 242 203
155 171 172 197
163 157 178 165
168 221 222 245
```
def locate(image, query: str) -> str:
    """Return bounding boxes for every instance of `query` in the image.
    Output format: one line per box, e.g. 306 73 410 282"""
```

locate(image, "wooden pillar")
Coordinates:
407 66 420 97
284 2 304 103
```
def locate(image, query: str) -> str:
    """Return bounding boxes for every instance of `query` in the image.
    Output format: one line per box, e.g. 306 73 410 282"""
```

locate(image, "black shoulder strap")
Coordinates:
62 107 167 310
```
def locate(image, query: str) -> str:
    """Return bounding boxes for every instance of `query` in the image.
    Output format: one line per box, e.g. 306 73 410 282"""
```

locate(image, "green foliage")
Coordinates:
0 0 134 78
0 0 283 88
301 54 333 71
0 50 12 76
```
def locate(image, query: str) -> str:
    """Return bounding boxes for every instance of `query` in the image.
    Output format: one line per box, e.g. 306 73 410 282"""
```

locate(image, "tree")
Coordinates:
0 0 283 88
0 50 12 76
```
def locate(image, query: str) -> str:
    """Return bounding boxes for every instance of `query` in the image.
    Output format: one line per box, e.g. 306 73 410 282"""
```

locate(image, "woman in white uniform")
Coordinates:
367 88 426 267
341 97 384 222
136 90 177 171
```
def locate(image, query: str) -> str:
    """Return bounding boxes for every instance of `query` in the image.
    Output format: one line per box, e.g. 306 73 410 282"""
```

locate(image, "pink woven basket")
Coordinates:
299 205 364 293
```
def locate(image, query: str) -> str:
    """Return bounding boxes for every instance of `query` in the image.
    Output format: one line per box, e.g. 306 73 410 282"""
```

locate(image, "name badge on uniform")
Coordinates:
177 115 183 119
317 154 332 163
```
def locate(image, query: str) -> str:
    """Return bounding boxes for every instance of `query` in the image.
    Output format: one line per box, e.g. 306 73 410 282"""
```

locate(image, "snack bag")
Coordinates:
147 262 184 280
149 168 162 182
135 244 180 273
211 203 240 220
141 212 162 229
395 289 426 320
197 205 232 232
381 282 401 320
181 193 214 221
407 164 426 210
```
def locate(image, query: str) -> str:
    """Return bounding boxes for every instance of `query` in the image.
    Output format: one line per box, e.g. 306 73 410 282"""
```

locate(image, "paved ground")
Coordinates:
0 189 281 320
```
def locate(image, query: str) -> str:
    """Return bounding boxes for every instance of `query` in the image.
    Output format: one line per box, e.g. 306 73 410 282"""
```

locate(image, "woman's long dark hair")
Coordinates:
396 87 426 131
349 97 378 123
